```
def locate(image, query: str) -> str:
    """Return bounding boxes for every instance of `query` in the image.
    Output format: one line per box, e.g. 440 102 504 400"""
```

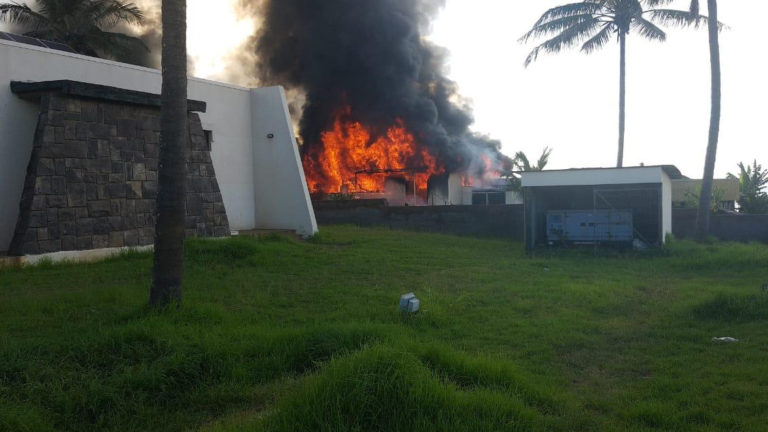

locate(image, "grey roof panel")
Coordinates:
0 31 78 54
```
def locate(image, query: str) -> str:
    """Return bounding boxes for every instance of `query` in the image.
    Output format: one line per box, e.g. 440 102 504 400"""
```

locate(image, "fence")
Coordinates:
313 200 524 241
672 209 768 243
314 201 768 244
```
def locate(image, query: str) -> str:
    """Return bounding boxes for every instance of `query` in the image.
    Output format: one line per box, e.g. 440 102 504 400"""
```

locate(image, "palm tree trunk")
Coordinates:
695 0 721 239
150 0 188 307
616 31 626 168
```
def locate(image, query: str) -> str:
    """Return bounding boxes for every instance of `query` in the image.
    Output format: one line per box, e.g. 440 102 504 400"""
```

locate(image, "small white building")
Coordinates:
0 36 317 256
521 166 682 250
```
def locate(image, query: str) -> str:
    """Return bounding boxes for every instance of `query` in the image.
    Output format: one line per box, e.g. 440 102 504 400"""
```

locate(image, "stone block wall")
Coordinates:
9 92 229 256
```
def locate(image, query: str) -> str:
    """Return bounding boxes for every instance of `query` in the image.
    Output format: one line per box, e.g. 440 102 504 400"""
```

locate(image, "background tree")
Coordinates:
683 186 725 213
692 0 722 238
727 160 768 214
149 0 186 307
514 147 552 172
0 0 148 61
520 0 705 168
505 147 552 191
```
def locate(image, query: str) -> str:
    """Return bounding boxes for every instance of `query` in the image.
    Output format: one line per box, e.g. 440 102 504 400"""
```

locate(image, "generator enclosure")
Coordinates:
546 209 633 243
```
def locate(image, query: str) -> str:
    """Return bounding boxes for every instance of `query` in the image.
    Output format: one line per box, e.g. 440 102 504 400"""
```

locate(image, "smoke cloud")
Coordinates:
126 0 506 175
244 0 505 172
116 0 162 69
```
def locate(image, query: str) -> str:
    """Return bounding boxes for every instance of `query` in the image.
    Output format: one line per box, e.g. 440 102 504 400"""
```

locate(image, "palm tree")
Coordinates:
692 0 721 237
727 161 768 214
520 0 705 168
149 0 186 307
505 147 552 191
514 147 552 172
0 0 147 61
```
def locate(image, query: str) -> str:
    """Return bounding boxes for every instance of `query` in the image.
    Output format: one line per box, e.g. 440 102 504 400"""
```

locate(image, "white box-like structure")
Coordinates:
0 38 317 254
521 166 681 250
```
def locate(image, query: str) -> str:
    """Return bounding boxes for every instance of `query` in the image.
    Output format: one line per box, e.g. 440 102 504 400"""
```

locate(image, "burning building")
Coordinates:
249 0 512 205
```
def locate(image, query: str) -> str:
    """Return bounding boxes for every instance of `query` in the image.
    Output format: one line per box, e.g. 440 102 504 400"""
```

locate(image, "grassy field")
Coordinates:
1 226 767 431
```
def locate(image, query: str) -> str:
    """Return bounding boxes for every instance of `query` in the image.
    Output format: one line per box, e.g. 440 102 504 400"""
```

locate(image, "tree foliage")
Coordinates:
0 0 147 61
504 147 552 191
683 186 725 213
513 147 551 172
520 0 705 66
727 160 768 214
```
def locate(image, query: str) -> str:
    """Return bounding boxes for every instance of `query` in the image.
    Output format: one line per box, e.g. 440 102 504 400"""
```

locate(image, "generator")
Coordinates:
546 209 633 243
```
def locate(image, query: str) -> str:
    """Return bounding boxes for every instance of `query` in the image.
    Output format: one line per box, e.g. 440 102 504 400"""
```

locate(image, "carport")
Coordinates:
521 166 683 251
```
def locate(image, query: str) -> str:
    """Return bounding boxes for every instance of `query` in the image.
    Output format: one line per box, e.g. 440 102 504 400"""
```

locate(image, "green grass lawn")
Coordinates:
1 226 767 431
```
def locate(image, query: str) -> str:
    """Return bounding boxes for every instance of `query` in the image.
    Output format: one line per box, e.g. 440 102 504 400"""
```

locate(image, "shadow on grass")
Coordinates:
693 293 768 322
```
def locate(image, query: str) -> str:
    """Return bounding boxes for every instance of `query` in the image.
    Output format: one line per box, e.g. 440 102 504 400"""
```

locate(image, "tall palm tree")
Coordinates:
0 0 147 60
520 0 705 168
692 0 721 237
149 0 186 307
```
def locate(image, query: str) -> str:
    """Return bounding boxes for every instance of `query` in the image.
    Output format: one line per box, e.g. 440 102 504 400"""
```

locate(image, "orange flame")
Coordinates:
303 107 444 197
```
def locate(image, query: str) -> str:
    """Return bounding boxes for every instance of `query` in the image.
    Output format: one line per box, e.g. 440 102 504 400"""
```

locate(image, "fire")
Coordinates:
461 154 502 188
302 107 444 197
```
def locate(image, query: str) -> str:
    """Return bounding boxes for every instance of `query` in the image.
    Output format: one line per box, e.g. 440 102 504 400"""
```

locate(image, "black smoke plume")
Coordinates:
246 0 505 173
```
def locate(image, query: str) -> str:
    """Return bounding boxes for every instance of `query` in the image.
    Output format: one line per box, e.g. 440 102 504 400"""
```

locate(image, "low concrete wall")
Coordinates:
314 201 524 240
673 209 768 243
315 204 768 244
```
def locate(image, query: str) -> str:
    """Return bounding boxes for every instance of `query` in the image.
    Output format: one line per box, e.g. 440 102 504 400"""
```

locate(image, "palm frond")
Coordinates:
532 1 603 27
646 9 708 29
536 147 552 170
85 27 147 59
580 23 613 53
90 1 144 28
513 151 531 172
642 0 676 7
631 16 666 41
0 2 50 29
524 16 602 66
520 13 601 43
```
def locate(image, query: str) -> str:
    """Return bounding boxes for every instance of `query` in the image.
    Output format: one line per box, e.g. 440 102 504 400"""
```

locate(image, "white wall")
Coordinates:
661 173 673 243
505 191 523 205
0 39 317 252
250 87 317 237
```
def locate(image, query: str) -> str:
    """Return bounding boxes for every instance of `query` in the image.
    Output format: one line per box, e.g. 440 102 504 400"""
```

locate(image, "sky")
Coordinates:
426 0 768 178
